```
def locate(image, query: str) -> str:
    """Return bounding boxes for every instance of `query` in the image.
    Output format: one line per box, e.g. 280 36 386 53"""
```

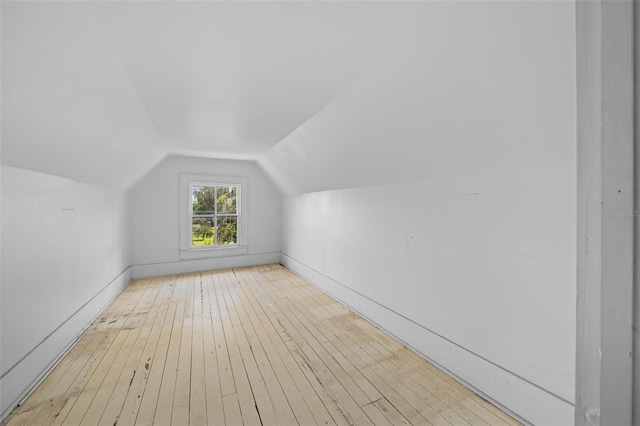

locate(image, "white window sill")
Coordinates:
179 245 249 260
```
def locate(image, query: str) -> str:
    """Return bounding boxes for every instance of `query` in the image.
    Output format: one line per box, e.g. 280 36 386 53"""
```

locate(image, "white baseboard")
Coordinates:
131 252 281 279
0 267 132 421
280 253 574 426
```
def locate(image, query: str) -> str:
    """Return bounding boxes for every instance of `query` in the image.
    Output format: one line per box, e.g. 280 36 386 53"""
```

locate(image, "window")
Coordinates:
191 184 239 247
180 174 248 259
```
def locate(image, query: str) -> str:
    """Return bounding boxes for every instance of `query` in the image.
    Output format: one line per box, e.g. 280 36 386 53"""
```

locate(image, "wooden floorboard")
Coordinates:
2 265 521 426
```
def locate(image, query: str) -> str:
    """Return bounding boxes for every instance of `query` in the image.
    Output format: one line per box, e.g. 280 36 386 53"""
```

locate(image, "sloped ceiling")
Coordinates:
1 1 420 190
258 1 576 195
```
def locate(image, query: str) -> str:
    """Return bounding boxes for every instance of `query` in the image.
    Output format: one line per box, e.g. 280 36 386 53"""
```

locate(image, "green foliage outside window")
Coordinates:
191 185 238 247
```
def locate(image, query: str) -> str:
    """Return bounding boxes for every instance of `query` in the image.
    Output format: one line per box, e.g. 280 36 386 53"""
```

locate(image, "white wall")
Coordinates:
0 155 281 419
0 166 131 419
261 2 576 424
281 162 576 425
129 155 281 278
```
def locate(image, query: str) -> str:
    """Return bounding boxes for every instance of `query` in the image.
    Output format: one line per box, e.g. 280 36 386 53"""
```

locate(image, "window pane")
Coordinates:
216 186 237 214
192 217 215 246
192 185 216 215
216 216 237 245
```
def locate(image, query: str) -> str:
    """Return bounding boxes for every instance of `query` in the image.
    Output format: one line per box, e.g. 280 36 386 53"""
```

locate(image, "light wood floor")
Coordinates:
2 264 520 426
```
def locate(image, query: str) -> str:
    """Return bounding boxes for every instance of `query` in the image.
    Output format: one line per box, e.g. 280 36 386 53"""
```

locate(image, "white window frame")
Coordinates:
179 173 248 260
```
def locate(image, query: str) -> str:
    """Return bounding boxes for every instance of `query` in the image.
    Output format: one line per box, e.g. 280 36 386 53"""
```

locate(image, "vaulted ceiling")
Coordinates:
2 1 576 194
1 1 420 189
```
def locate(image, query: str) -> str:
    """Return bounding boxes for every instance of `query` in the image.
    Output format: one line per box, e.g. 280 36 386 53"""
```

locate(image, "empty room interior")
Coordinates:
1 1 637 425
